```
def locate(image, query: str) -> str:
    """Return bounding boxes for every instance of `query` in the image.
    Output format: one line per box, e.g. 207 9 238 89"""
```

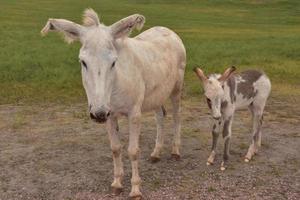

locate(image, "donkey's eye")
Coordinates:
81 60 87 69
111 61 116 69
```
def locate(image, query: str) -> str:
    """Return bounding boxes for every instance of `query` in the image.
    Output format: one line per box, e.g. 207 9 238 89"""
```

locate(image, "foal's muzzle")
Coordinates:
213 116 221 120
90 109 111 123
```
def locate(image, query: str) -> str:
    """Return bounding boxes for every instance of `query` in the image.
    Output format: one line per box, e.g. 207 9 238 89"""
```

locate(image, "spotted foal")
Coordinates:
194 66 271 170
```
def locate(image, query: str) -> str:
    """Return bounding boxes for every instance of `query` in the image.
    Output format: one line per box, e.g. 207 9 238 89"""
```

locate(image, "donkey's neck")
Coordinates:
114 37 146 75
223 75 237 105
114 37 137 57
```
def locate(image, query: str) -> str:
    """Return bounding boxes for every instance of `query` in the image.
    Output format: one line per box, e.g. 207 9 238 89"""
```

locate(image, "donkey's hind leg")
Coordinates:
170 82 182 160
150 106 166 163
245 101 265 162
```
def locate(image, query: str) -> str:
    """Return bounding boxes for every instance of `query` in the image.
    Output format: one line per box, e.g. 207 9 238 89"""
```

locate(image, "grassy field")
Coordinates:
0 0 300 104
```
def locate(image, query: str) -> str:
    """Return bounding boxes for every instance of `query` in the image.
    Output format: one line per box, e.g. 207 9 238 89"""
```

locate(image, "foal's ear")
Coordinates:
41 19 83 43
110 14 145 39
193 67 208 83
218 66 236 82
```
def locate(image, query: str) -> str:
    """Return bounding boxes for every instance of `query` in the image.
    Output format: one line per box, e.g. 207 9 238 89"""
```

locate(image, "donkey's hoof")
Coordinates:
220 166 226 171
150 156 161 163
171 154 181 161
130 195 143 200
111 187 123 195
244 158 250 163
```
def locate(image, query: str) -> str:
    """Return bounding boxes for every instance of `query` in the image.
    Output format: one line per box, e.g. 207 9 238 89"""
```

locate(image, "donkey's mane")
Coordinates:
83 8 100 27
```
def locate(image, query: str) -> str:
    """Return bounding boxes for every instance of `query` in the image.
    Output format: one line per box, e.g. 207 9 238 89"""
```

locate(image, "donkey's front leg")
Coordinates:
207 119 222 165
150 107 165 162
106 116 124 195
128 110 142 199
221 116 233 171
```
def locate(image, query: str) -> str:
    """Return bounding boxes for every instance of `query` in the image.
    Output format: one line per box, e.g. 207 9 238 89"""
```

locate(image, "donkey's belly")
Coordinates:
141 78 176 112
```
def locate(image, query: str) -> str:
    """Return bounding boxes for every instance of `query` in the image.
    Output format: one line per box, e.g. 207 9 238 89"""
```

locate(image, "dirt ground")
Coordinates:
0 95 299 200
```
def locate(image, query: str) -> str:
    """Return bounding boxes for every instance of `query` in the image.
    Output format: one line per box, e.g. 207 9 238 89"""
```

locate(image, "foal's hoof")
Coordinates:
220 162 226 171
206 161 213 166
171 154 181 161
244 158 250 163
111 187 123 195
150 156 161 163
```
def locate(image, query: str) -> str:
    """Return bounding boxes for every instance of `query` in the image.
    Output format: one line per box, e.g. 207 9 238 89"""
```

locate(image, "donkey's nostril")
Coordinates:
107 111 111 117
90 112 96 119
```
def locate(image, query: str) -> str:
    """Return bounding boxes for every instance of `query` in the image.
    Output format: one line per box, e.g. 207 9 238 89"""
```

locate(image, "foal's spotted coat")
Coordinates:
194 67 271 170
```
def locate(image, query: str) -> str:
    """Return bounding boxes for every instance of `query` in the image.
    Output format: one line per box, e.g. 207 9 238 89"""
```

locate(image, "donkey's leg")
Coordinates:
245 103 265 162
207 119 222 165
221 115 233 171
128 109 142 199
106 116 124 194
170 87 182 160
150 107 165 162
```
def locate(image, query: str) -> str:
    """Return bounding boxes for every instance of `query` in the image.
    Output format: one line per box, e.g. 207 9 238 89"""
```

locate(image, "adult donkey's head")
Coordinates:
41 9 145 123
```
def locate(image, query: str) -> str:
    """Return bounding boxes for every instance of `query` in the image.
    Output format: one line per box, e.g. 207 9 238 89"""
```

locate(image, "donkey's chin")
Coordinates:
91 118 107 124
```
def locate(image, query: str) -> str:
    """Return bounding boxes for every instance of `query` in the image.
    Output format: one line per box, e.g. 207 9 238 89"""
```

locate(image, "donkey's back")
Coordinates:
130 26 186 112
234 70 271 109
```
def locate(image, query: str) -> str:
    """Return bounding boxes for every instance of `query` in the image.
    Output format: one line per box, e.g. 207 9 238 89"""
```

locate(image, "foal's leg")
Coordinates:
245 103 265 162
150 107 165 162
170 88 182 160
128 108 142 199
221 115 233 171
207 119 222 165
106 116 124 194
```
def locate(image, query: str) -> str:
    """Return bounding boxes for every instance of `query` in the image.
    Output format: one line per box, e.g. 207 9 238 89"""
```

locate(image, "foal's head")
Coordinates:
41 9 145 123
194 66 236 120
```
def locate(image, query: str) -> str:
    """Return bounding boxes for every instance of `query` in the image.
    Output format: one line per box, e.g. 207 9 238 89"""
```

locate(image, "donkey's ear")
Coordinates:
218 66 236 82
41 19 83 43
110 14 145 39
193 67 208 83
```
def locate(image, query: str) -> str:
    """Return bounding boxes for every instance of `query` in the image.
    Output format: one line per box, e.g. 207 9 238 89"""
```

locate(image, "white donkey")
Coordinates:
41 9 186 199
194 67 271 170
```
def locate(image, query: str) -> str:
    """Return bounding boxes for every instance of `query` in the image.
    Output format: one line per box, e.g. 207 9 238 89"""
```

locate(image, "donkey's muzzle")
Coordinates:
90 110 110 123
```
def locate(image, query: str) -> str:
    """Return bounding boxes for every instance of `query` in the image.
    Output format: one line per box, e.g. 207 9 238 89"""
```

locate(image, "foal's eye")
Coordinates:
111 61 116 69
81 60 87 69
206 98 212 109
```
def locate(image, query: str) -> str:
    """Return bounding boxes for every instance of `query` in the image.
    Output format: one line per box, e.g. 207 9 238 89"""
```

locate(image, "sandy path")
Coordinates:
0 97 299 200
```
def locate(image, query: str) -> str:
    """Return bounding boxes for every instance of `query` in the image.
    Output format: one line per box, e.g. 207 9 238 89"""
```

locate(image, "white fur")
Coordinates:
41 9 186 198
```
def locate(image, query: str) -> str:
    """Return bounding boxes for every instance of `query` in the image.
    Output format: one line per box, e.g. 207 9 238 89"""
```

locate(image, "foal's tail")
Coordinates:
161 106 167 117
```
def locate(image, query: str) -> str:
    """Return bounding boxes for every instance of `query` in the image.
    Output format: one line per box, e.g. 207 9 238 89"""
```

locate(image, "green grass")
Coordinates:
0 0 300 104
